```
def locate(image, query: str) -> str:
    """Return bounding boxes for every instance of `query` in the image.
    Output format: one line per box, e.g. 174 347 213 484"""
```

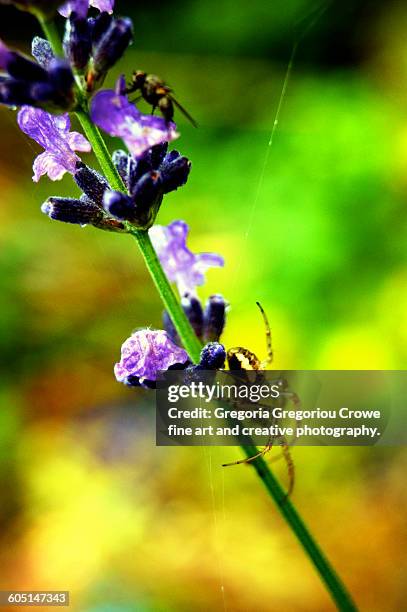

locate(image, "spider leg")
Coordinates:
279 435 295 499
279 388 301 446
222 411 278 467
222 435 275 467
256 301 273 368
222 433 295 500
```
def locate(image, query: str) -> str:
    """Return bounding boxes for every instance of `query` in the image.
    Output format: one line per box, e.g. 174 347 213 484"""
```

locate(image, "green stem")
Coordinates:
75 108 125 191
241 442 357 611
40 18 357 612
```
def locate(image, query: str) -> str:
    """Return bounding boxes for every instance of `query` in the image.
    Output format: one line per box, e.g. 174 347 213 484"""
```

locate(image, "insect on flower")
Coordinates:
223 302 300 498
125 70 198 128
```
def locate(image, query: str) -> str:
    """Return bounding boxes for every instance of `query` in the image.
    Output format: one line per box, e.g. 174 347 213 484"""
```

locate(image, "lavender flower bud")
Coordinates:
203 294 227 342
92 17 133 75
151 142 169 168
89 11 113 46
41 196 103 225
74 162 108 205
131 149 154 187
133 171 162 211
0 79 34 105
31 37 54 69
103 189 134 221
112 149 128 180
48 58 75 92
181 294 204 339
30 80 57 101
159 150 191 194
112 149 136 190
64 13 91 71
199 342 226 370
164 296 204 345
6 51 48 82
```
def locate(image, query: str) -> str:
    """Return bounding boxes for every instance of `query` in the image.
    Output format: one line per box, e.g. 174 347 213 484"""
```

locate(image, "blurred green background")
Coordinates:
0 0 407 610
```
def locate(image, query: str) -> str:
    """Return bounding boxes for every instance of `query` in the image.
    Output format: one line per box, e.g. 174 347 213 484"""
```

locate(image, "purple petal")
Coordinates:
59 0 114 17
92 0 114 12
33 151 72 182
90 89 140 132
90 89 179 159
67 131 92 152
114 329 189 385
17 106 68 149
17 106 91 182
115 74 126 95
58 0 89 18
149 221 224 296
53 113 71 133
195 253 225 272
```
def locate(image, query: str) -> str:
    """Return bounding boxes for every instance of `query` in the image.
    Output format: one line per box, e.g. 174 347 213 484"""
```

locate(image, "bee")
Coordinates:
223 302 299 498
125 71 198 127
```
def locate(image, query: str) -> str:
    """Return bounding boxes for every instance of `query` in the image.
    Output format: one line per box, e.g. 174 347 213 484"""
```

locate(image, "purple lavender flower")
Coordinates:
90 88 178 159
114 329 189 388
198 342 226 370
59 0 113 18
17 106 91 181
105 145 191 228
149 221 224 296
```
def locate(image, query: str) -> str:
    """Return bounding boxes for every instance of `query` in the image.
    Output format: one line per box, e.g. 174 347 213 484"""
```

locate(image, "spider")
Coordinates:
222 302 300 497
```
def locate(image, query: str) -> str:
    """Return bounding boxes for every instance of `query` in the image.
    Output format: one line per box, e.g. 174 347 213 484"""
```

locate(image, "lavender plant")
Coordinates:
0 1 357 610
